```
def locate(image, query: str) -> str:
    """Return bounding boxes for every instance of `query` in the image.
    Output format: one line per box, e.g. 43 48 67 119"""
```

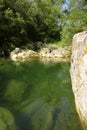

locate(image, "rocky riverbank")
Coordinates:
10 46 71 61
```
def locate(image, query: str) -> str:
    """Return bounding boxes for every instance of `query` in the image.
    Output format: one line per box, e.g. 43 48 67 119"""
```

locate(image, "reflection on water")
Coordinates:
0 59 82 130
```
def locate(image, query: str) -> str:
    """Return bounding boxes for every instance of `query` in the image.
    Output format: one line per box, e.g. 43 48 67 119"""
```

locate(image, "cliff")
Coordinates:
70 31 87 129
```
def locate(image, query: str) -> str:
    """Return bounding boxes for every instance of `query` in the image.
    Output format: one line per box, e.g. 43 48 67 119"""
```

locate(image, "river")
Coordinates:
0 58 83 130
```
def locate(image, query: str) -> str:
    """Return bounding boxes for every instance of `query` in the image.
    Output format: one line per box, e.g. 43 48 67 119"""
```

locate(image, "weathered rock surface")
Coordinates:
10 48 38 61
10 46 71 61
39 46 71 58
70 31 87 129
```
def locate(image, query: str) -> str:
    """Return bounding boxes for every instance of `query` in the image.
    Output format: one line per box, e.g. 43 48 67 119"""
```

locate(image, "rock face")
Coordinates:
70 31 87 129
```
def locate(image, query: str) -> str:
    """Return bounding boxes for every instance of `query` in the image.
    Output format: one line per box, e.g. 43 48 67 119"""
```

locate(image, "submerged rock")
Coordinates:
0 107 17 130
70 31 87 129
17 98 81 130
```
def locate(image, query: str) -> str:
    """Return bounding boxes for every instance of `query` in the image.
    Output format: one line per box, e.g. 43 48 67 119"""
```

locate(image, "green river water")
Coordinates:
0 58 83 130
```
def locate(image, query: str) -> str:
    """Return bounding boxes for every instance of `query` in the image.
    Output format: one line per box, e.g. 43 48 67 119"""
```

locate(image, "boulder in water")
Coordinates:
70 31 87 129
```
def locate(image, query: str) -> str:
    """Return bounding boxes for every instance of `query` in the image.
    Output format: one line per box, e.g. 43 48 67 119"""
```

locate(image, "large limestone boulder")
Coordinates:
70 31 87 129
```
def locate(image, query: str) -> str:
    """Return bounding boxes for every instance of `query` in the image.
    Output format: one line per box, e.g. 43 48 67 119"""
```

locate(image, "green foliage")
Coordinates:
61 0 87 43
0 0 87 56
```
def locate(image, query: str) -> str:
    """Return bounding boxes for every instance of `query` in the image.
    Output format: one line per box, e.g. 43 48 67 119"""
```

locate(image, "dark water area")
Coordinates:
0 58 83 130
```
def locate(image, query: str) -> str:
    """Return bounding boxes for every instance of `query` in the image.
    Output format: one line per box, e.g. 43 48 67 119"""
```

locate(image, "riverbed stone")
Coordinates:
0 107 17 130
70 31 87 129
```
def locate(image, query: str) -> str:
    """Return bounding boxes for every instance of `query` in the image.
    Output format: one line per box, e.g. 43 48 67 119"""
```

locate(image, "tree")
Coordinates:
0 0 64 56
60 0 87 44
0 0 87 57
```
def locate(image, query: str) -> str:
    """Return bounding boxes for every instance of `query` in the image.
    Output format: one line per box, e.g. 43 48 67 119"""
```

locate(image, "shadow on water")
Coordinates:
0 59 83 130
16 113 33 130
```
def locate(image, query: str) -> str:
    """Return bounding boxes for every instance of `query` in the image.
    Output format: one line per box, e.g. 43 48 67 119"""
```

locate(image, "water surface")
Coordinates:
0 58 82 130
